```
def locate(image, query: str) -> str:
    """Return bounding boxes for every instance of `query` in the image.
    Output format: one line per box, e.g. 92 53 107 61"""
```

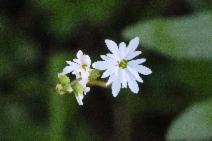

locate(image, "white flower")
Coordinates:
78 79 90 95
62 50 92 105
75 93 84 105
75 79 90 105
92 37 152 97
73 80 90 105
62 50 92 80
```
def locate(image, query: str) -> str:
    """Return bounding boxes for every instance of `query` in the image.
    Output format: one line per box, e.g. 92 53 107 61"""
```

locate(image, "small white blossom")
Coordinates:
61 50 92 105
78 79 90 95
76 94 84 105
75 79 90 105
92 37 152 97
62 50 92 80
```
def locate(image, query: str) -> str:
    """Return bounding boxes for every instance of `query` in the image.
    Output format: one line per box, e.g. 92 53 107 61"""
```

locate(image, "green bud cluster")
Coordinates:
56 84 66 95
56 73 85 96
56 74 72 95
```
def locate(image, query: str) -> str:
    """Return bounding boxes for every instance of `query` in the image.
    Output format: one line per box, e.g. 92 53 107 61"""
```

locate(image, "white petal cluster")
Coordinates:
62 50 91 105
62 50 92 79
92 37 152 97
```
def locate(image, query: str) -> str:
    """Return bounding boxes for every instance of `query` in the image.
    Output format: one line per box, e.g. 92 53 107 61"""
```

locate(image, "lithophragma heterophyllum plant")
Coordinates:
56 37 152 105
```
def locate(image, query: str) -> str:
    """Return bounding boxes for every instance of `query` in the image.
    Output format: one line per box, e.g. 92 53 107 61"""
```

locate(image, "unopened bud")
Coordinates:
58 73 70 84
62 84 72 94
56 84 66 95
72 83 84 95
89 69 101 80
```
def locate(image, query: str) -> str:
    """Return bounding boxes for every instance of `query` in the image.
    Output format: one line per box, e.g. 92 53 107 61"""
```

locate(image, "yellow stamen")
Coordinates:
81 64 87 69
118 60 127 69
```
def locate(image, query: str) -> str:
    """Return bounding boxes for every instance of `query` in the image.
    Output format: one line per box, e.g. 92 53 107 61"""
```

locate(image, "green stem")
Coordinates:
70 77 111 88
70 77 82 85
87 80 111 88
49 90 66 141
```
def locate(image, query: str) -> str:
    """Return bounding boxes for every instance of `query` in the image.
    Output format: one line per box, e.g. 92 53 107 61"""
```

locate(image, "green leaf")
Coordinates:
38 0 81 34
174 60 212 97
166 99 212 141
123 12 212 60
186 0 212 12
47 52 77 141
36 0 121 35
81 0 121 23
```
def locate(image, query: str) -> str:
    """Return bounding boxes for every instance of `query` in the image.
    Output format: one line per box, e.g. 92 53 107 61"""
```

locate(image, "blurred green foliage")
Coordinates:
36 0 121 35
123 7 212 140
0 0 212 140
166 99 212 140
123 12 212 60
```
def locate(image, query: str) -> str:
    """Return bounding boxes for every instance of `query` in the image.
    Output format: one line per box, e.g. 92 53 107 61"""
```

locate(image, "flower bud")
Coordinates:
58 73 70 84
56 84 66 95
72 83 84 95
62 84 72 94
89 69 101 80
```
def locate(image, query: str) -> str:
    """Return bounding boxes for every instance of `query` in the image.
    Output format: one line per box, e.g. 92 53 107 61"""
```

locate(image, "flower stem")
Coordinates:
87 80 111 88
70 77 82 85
70 77 111 88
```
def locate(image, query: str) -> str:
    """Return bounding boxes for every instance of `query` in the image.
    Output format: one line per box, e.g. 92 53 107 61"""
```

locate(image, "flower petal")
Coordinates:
92 61 108 70
82 55 91 66
62 65 78 74
128 59 146 66
127 66 143 83
101 66 115 78
105 39 120 61
66 61 80 66
119 42 127 60
80 69 89 79
76 94 83 105
111 76 121 97
107 53 120 62
126 72 139 93
120 69 127 88
126 37 139 54
114 66 119 76
78 79 90 95
134 65 152 75
105 39 118 54
101 55 117 65
125 51 142 60
77 50 83 59
106 73 115 86
73 59 80 64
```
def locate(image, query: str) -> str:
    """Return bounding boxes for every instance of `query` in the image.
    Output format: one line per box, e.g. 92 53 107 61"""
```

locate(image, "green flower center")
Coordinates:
81 64 87 69
118 60 128 69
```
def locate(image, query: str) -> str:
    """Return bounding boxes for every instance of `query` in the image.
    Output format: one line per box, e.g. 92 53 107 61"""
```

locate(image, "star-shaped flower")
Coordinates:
62 50 92 80
61 50 92 105
92 37 152 97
